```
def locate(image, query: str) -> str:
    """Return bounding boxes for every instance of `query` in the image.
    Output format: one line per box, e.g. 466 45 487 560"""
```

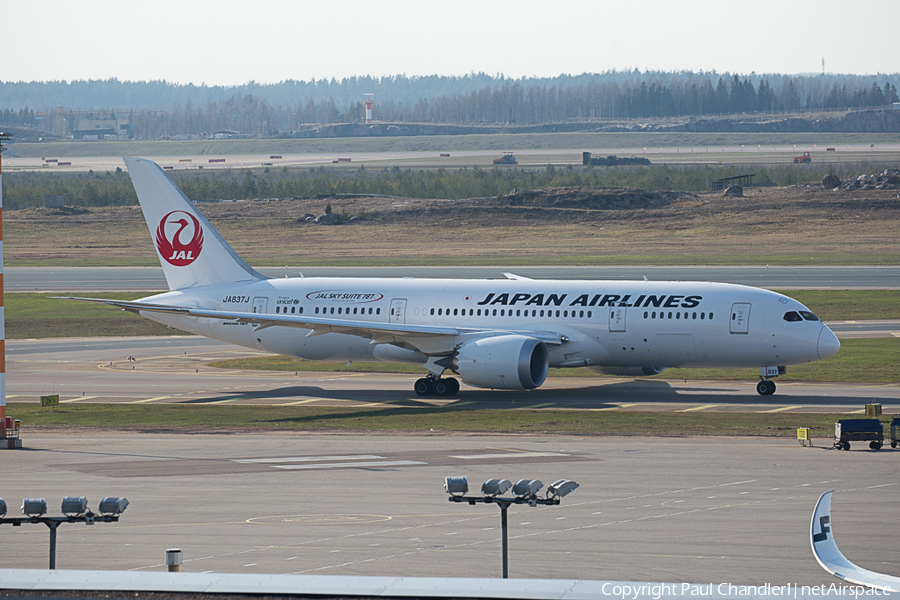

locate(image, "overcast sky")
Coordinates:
2 0 897 85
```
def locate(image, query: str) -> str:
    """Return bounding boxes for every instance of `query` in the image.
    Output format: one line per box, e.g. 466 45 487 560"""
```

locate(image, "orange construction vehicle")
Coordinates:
493 152 517 165
793 152 811 164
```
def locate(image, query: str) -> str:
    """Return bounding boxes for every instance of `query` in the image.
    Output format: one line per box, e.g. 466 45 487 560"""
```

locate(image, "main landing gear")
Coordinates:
415 376 460 396
756 379 777 396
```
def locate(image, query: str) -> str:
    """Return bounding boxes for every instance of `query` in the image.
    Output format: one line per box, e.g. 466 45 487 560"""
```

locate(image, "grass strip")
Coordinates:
6 402 882 439
210 338 900 384
6 292 174 338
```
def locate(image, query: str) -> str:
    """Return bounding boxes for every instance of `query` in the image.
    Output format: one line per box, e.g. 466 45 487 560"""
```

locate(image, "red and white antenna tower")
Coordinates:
363 94 375 124
0 132 10 447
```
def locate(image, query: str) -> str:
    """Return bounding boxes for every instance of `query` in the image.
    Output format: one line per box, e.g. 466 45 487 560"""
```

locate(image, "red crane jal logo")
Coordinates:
156 211 204 266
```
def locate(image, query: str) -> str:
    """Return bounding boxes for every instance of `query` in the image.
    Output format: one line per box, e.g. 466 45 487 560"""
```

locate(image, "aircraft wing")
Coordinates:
810 490 900 592
58 297 568 351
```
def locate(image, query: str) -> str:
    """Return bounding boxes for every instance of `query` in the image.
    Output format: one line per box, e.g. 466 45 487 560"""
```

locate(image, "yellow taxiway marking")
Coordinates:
677 404 719 412
591 403 639 411
60 396 99 403
757 406 803 413
130 395 176 404
277 398 323 406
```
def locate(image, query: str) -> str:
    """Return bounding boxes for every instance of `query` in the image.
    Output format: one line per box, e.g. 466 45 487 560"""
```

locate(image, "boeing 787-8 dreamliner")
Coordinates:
66 157 840 397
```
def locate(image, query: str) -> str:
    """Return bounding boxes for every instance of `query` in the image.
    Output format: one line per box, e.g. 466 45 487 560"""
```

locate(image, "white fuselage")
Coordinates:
139 277 836 371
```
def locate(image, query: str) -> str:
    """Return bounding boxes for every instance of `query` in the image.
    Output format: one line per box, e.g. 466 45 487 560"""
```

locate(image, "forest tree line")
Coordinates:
1 71 899 138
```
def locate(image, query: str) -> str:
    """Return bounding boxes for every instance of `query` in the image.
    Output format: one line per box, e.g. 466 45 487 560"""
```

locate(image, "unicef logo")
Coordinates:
156 211 204 266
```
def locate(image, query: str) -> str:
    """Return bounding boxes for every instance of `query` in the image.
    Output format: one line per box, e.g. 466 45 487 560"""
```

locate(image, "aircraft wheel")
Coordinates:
843 442 851 451
892 441 898 448
757 380 776 396
433 379 450 396
446 377 460 394
414 378 434 396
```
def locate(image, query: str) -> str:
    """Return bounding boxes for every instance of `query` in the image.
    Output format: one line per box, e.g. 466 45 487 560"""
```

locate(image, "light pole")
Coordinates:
444 476 578 579
0 496 128 569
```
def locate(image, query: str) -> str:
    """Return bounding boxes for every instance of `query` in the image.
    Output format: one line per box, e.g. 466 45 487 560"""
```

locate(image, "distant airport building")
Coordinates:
73 114 134 140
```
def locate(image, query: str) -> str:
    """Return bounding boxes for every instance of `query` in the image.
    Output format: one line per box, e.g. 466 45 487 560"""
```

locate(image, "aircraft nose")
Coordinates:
817 327 841 359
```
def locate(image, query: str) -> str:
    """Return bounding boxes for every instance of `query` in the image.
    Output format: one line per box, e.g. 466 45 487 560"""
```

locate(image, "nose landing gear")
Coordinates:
756 379 777 396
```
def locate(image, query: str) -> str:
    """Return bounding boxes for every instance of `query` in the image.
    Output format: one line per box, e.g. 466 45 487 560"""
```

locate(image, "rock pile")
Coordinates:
832 169 900 191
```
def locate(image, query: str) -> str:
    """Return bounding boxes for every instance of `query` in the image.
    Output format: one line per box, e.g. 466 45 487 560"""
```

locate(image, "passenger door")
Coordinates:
609 306 626 332
252 297 268 314
730 302 751 334
390 298 407 324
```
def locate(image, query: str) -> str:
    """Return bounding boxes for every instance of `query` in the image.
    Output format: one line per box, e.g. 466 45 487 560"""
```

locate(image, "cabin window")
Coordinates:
587 311 592 318
676 312 680 319
516 309 521 316
643 311 648 318
564 310 568 317
709 312 713 320
492 309 497 316
579 310 584 318
315 307 320 314
330 307 334 314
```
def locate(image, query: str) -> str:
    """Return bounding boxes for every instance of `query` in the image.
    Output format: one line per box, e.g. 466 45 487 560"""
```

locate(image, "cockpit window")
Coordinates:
783 311 803 322
799 311 820 321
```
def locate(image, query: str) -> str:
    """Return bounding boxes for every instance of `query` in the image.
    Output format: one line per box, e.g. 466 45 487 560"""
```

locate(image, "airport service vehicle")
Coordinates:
793 151 812 163
66 157 840 397
492 152 517 164
833 419 884 451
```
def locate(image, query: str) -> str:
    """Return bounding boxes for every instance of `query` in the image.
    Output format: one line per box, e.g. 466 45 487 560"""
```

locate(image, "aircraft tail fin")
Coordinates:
124 157 267 291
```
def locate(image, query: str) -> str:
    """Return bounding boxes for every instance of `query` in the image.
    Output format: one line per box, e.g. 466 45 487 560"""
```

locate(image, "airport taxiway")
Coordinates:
7 336 900 412
0 432 897 584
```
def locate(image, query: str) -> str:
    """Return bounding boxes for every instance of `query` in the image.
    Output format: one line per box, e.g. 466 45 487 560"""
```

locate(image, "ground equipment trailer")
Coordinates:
834 419 884 450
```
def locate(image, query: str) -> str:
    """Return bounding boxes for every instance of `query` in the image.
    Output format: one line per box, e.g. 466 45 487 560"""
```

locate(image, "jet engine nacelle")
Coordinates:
454 335 549 390
589 366 665 377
